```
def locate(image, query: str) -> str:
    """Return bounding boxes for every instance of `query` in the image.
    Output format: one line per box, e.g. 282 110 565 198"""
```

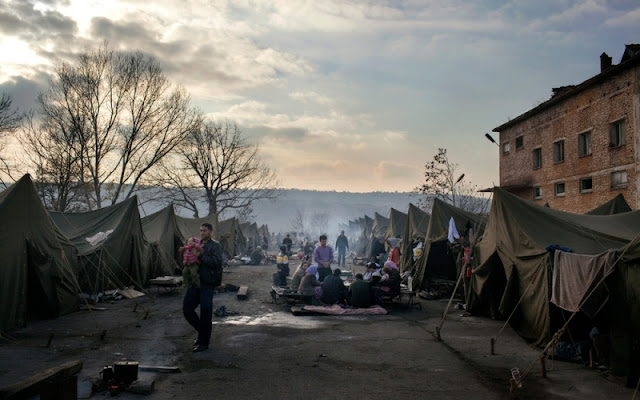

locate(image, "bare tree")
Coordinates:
160 119 279 218
0 93 24 183
22 112 87 211
290 208 307 237
32 43 200 209
235 206 256 223
309 211 329 238
414 148 489 214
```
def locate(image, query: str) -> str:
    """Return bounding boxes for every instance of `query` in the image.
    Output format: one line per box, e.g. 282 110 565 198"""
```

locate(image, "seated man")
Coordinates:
250 246 264 265
320 268 348 305
348 273 371 308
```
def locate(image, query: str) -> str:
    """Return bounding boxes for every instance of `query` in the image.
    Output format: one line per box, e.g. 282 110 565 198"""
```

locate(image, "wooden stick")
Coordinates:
46 333 54 348
0 360 82 399
490 337 495 355
435 326 441 341
540 357 547 378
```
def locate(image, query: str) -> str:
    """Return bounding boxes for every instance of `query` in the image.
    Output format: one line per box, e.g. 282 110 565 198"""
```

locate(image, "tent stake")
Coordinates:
540 356 547 378
490 337 495 355
46 334 54 348
435 326 441 341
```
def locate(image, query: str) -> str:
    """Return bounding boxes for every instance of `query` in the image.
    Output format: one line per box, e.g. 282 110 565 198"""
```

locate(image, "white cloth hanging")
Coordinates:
447 217 460 243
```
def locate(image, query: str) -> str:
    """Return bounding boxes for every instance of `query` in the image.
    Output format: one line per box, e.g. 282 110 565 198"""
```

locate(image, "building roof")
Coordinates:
493 45 640 133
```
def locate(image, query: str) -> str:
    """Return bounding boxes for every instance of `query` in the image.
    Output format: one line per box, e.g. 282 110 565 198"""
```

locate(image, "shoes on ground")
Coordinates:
193 345 209 353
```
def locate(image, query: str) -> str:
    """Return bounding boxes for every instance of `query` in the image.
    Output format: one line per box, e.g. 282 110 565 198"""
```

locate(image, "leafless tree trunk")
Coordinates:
0 93 24 184
160 119 279 218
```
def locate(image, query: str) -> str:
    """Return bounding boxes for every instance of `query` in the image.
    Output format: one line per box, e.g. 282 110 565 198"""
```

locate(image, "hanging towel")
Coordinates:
447 217 460 243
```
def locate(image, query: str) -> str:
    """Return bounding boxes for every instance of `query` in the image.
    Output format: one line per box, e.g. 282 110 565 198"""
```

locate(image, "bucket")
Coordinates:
113 361 139 383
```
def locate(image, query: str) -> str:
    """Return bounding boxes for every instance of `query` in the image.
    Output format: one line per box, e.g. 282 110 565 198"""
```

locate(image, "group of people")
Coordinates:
281 233 402 308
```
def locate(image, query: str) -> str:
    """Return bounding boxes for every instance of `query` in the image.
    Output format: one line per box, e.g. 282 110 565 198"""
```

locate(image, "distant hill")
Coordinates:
137 188 419 237
246 189 417 235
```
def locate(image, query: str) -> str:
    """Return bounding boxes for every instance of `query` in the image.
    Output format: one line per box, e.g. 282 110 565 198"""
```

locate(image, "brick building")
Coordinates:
492 44 640 212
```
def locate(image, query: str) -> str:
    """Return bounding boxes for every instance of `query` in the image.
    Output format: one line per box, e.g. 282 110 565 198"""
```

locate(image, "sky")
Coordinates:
0 0 639 192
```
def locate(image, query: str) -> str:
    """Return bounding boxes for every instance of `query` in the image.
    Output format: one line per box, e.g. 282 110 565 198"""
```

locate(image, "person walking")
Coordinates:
182 223 223 353
335 230 349 268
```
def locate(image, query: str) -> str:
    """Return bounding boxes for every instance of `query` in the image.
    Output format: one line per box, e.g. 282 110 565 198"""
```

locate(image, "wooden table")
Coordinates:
149 276 182 294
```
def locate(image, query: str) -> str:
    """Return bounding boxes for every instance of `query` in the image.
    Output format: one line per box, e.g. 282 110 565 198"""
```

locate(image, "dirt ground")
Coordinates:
0 259 636 399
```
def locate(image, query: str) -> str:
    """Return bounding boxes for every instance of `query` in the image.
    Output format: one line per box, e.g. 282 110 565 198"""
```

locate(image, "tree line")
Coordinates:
0 43 278 218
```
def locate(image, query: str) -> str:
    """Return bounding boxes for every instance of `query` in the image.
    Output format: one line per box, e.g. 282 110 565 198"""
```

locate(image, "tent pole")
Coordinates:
436 251 465 340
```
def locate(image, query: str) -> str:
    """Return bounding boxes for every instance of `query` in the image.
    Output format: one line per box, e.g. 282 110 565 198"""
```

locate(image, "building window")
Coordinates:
553 140 565 163
580 177 593 193
609 119 625 148
502 142 510 154
555 182 565 196
578 131 591 157
516 136 524 149
533 187 542 199
611 170 628 188
533 148 542 169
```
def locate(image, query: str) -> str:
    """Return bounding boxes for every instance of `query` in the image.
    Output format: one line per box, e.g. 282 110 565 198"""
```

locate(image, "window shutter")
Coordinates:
621 121 626 145
610 124 616 146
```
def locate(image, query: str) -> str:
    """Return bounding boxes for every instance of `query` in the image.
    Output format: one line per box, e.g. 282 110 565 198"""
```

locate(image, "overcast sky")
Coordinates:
1 0 638 192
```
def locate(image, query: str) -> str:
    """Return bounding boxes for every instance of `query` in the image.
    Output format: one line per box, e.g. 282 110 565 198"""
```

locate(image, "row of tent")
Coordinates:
345 190 638 383
0 175 269 332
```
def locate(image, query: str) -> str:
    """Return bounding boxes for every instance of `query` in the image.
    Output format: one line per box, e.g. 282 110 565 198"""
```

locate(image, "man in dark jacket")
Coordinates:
348 274 371 308
335 230 349 267
370 236 386 263
320 269 347 305
282 234 293 254
183 223 223 353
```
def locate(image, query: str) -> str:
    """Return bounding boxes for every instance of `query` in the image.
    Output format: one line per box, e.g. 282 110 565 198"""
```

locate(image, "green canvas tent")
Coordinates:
218 217 246 257
385 208 408 241
364 212 389 259
239 221 260 253
585 193 632 215
50 196 151 294
399 204 430 273
141 204 183 276
468 187 640 348
0 175 79 331
412 199 487 288
355 215 374 257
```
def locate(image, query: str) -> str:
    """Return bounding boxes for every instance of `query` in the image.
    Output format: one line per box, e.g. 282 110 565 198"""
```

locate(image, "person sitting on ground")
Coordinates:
321 268 348 305
298 264 323 299
348 273 371 308
380 267 390 282
180 236 203 287
365 262 382 287
276 245 290 286
363 262 379 281
250 246 263 265
380 266 401 295
290 260 309 292
383 260 399 272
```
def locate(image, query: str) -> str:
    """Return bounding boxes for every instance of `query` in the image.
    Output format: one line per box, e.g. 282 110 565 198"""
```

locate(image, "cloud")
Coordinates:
603 6 640 27
374 161 422 181
289 91 334 106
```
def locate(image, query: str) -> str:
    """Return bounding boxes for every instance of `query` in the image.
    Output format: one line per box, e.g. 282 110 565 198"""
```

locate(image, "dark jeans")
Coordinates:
317 266 332 282
337 249 346 267
183 286 214 347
